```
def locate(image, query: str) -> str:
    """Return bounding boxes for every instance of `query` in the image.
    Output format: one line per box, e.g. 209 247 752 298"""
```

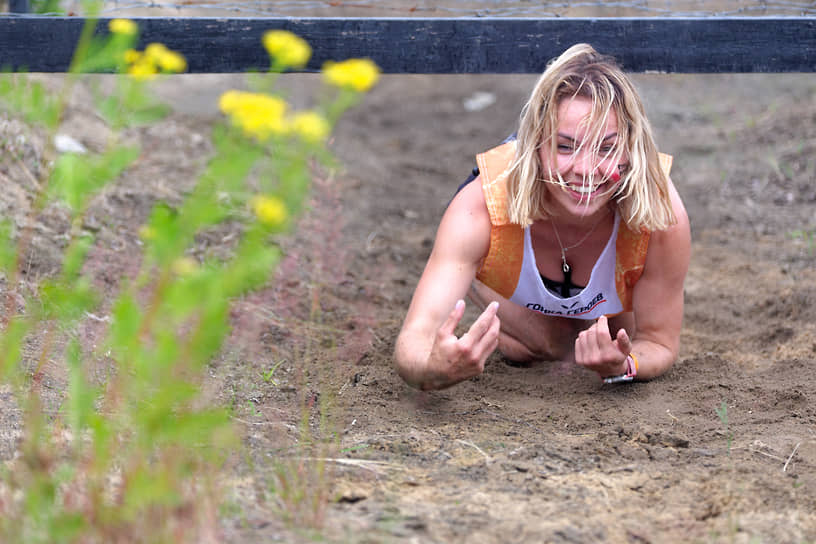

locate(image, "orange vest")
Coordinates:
474 141 673 313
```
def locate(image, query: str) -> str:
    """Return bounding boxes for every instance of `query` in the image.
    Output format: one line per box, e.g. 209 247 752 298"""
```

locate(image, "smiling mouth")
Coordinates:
568 182 606 195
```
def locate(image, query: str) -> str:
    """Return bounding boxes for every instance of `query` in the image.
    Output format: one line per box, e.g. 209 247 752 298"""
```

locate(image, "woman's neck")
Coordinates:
548 204 614 232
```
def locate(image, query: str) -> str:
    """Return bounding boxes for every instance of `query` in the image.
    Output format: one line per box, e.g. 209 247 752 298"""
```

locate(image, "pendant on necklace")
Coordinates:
560 253 572 298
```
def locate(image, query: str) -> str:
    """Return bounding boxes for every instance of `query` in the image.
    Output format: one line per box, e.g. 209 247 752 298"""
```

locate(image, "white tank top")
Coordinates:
509 213 624 319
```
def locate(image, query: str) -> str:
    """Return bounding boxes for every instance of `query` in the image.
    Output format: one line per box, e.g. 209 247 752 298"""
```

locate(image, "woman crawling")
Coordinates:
394 43 690 390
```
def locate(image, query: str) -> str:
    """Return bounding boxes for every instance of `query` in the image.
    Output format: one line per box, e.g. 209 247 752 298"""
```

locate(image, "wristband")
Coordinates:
602 353 638 384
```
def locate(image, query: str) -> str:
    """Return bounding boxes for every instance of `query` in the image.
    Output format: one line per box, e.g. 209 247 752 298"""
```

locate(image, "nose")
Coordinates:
570 147 597 178
569 148 620 182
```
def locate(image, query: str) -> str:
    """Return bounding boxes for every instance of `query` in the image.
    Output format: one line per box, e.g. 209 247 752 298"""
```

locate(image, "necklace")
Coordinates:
550 209 610 297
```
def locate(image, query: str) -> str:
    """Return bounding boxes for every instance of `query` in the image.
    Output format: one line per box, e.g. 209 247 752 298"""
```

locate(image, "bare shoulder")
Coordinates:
667 177 689 230
433 176 492 265
446 175 490 222
646 176 691 276
662 177 690 243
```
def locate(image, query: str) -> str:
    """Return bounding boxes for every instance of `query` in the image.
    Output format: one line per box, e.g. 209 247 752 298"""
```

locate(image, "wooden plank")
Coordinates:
8 0 30 13
0 16 815 73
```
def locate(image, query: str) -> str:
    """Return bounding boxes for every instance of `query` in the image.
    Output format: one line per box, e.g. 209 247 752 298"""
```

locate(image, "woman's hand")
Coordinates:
574 315 631 378
421 300 500 390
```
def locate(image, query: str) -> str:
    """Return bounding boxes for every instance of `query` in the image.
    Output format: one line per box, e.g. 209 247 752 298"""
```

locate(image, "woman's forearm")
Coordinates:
630 338 678 381
394 330 434 389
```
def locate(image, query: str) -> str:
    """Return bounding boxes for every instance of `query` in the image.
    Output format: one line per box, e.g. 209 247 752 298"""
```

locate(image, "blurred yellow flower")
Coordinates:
290 111 330 143
144 43 169 61
218 90 241 114
109 18 138 36
262 30 312 69
145 42 187 73
323 58 380 92
157 50 186 73
127 60 158 81
251 195 288 226
138 225 156 241
171 256 199 276
122 42 186 79
124 49 142 64
219 90 289 140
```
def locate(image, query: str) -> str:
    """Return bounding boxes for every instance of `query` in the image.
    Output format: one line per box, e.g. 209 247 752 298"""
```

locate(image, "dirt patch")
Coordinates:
222 72 816 543
2 68 815 542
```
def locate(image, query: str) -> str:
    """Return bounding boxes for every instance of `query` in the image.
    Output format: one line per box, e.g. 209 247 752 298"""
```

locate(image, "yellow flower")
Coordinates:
262 30 312 69
171 256 198 277
124 49 142 64
218 90 242 115
144 42 170 61
109 18 138 36
140 43 187 73
290 111 330 143
322 58 380 92
139 225 156 241
157 50 187 73
219 90 289 140
251 196 288 226
127 60 158 81
122 43 186 79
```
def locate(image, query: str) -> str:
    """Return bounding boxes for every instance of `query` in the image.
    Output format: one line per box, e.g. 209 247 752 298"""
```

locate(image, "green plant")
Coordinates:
789 229 816 255
260 359 285 385
28 0 62 14
268 384 337 529
0 13 378 542
715 401 732 456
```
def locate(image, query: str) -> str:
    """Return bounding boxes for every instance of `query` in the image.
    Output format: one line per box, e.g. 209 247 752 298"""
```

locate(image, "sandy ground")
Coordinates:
225 71 816 542
2 63 816 544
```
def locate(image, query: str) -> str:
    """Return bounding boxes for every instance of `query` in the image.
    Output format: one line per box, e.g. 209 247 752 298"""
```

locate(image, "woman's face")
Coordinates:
539 95 627 219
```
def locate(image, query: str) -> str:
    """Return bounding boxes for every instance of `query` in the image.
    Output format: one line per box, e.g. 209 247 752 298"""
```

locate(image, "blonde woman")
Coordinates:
395 43 690 390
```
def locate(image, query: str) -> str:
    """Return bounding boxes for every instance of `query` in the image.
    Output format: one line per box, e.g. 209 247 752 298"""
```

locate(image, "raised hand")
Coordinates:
424 300 500 389
574 315 631 378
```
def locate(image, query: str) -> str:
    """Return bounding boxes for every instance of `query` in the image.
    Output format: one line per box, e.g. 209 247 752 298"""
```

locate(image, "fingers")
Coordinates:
438 299 466 337
430 300 500 386
615 327 632 355
456 301 500 359
575 315 628 376
465 301 501 358
576 315 612 358
596 315 612 341
479 317 501 361
438 299 500 358
461 301 499 344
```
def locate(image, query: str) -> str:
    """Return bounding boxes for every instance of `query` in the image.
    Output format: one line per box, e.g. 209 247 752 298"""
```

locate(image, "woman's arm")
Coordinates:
627 179 691 378
394 179 501 390
574 178 691 380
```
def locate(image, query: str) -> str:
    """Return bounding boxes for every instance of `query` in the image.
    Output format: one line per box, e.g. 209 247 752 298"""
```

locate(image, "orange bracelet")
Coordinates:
629 352 639 373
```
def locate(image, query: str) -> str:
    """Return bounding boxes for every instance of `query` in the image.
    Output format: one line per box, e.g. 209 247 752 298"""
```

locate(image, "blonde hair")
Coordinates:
506 43 675 231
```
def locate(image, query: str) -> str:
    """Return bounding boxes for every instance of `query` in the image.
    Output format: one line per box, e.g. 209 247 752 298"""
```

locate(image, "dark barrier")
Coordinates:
1 16 815 73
